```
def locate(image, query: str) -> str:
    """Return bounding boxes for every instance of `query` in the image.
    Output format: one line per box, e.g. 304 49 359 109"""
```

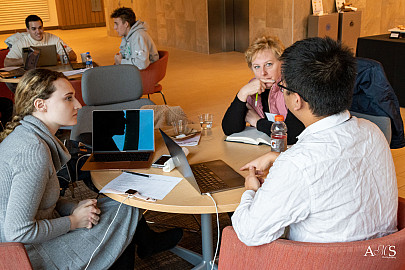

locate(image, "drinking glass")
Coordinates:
198 113 213 130
172 119 188 135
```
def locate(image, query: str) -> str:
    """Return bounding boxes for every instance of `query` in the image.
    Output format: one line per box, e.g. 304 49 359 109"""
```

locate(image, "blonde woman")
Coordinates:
222 36 304 144
0 69 181 269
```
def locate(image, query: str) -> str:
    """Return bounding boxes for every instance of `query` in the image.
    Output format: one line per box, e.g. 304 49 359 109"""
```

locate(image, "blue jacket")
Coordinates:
350 58 405 149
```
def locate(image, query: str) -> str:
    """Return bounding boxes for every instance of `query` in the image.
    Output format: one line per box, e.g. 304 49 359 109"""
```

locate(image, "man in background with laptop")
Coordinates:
4 15 77 67
110 7 159 70
231 37 398 246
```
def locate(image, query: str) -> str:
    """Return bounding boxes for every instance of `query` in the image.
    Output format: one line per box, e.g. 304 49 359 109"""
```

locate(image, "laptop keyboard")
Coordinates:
191 163 228 193
93 152 151 162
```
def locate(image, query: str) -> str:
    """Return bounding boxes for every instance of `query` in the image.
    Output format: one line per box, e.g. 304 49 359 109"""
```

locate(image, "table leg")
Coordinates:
170 214 218 270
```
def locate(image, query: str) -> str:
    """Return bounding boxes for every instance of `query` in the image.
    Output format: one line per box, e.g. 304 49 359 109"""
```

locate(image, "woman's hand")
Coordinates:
69 199 101 230
237 79 266 102
245 103 261 127
237 78 276 102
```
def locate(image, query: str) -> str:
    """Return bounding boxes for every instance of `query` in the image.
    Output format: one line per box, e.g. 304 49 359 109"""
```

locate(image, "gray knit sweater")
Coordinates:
0 115 74 243
0 116 139 269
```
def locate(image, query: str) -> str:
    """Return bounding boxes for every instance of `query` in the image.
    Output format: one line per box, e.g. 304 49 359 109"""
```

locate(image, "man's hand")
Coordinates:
4 57 23 67
244 166 264 191
240 151 280 173
114 52 122 65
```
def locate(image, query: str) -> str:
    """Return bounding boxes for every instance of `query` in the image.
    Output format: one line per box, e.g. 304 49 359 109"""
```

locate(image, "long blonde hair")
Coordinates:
245 35 285 69
0 69 67 142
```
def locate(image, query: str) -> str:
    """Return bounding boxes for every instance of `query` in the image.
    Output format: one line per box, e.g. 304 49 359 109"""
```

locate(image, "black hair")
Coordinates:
280 37 357 117
110 7 136 27
25 15 43 29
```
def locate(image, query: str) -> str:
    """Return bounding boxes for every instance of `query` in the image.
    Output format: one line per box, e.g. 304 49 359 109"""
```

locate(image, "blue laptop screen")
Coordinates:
92 109 154 152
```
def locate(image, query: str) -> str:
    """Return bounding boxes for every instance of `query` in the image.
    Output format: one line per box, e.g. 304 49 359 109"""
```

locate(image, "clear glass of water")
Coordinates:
172 119 188 136
198 113 213 130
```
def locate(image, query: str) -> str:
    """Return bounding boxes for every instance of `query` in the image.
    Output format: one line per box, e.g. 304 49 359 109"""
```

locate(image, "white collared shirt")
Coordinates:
232 110 398 246
6 32 72 60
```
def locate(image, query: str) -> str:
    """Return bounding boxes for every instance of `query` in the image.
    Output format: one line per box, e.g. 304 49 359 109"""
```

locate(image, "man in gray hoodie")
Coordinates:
111 7 159 70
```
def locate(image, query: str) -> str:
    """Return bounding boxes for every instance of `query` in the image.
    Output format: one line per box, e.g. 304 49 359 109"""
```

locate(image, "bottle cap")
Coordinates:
86 52 90 54
275 115 284 122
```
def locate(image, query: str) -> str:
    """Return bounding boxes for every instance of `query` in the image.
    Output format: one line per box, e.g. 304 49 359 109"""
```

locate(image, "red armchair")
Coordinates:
0 48 14 102
218 197 405 270
0 242 33 269
140 50 169 104
69 79 86 106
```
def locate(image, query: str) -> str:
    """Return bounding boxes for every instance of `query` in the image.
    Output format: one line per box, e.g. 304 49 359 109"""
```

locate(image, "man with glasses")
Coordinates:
231 37 397 246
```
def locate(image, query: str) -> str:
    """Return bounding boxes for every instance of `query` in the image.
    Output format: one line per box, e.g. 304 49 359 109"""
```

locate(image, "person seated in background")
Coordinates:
0 69 182 269
222 35 305 145
110 7 159 69
4 15 77 67
231 37 398 246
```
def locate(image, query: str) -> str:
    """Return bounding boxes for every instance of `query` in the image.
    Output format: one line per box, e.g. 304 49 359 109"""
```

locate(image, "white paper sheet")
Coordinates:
99 172 182 200
174 133 201 146
62 68 89 76
265 112 277 122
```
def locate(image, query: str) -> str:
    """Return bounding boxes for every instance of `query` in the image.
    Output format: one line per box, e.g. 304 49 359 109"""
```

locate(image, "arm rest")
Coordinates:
0 242 33 269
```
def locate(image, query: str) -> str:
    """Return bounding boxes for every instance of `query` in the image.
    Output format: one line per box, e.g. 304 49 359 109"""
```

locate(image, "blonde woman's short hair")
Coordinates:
245 36 285 69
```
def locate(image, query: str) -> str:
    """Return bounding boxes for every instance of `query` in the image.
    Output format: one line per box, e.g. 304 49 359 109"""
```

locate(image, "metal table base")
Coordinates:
171 214 218 270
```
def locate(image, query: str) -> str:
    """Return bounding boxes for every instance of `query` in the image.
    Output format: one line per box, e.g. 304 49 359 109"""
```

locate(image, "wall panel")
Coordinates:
55 0 105 29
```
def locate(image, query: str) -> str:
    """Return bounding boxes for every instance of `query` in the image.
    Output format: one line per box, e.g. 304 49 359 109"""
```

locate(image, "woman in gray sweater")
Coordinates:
0 69 181 269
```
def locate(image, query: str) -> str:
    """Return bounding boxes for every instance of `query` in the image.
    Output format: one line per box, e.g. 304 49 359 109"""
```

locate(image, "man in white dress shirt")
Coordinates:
4 15 77 67
232 37 398 246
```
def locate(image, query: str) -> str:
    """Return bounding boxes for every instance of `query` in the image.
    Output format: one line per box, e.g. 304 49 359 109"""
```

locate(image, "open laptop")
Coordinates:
0 47 40 79
81 109 155 170
61 43 86 70
23 45 57 67
159 129 245 194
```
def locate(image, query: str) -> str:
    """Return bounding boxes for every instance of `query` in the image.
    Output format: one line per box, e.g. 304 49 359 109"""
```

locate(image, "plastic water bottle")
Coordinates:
85 52 93 68
60 45 68 65
270 115 287 152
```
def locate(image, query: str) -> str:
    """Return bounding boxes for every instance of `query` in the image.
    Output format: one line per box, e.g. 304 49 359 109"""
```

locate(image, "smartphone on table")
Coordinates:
151 155 171 168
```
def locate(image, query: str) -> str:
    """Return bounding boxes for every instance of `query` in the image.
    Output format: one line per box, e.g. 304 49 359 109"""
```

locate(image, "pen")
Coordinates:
255 93 258 107
122 170 150 178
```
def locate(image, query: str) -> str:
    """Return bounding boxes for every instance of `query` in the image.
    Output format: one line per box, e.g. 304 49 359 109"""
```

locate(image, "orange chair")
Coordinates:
0 242 33 269
69 79 86 106
218 197 405 270
0 48 14 102
140 50 169 104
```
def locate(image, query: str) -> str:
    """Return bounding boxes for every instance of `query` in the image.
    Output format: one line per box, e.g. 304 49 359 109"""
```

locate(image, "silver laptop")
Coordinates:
60 42 86 70
159 129 245 194
82 109 155 170
22 45 57 67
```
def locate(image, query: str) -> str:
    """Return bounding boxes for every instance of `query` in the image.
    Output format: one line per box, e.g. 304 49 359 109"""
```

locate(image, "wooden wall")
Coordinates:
55 0 105 30
104 0 209 54
250 0 405 48
104 0 404 54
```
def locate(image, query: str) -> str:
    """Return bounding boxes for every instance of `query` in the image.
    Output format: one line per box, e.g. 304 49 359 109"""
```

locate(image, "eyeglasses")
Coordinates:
277 81 308 102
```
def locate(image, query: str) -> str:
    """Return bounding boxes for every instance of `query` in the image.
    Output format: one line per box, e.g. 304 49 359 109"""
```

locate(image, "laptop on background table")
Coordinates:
159 129 245 194
23 45 57 67
61 43 86 70
0 47 40 79
81 109 155 170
